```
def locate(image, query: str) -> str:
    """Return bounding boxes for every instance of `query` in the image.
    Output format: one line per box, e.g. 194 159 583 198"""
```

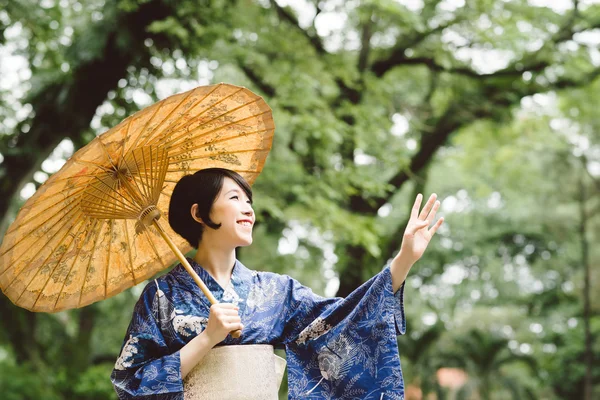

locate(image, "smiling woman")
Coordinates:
110 168 442 399
168 168 255 251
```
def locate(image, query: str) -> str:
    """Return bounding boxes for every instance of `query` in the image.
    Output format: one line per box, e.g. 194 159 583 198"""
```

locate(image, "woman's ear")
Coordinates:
190 204 203 224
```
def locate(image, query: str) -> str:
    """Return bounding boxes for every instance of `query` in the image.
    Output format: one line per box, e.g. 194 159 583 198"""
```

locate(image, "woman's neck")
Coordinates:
193 241 236 288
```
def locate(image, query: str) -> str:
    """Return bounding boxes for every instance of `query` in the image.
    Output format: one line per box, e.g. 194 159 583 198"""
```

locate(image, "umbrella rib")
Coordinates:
77 220 105 308
31 217 87 310
157 87 248 148
119 116 134 167
136 87 199 149
161 170 260 184
11 210 84 303
104 219 114 299
115 149 150 209
166 148 270 168
96 134 119 171
162 96 263 149
81 185 141 217
123 219 137 283
3 189 85 241
89 175 144 215
133 148 151 201
153 147 169 203
141 146 166 205
73 156 115 174
1 206 83 278
0 199 82 264
140 146 159 205
36 173 108 184
127 89 178 152
51 218 100 311
168 127 272 159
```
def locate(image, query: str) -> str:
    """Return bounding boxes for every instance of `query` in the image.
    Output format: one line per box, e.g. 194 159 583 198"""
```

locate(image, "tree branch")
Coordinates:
370 17 464 77
0 0 175 234
269 0 326 56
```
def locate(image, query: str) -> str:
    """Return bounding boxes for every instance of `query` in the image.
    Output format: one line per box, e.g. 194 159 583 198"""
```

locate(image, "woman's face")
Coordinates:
203 177 255 247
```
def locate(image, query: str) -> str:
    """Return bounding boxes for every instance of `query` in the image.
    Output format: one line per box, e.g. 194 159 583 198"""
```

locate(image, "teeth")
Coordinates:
238 221 252 226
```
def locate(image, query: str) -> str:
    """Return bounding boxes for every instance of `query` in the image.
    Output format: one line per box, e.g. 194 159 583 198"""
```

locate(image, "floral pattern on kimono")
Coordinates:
110 258 406 400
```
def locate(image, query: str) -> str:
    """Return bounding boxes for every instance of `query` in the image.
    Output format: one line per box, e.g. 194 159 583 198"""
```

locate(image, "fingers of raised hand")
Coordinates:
425 199 441 224
411 193 423 218
407 220 430 237
429 217 444 236
418 193 438 220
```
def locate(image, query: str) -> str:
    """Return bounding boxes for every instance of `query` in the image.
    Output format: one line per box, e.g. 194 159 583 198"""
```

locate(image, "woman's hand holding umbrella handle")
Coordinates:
180 303 243 378
205 303 244 345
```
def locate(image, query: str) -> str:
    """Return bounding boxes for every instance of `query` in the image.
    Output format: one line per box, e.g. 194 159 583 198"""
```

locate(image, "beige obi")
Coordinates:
183 344 287 400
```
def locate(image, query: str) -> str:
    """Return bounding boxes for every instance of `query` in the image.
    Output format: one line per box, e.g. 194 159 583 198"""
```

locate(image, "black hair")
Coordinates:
168 168 253 248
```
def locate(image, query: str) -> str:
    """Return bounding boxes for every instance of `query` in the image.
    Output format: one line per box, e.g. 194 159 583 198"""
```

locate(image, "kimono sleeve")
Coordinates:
279 265 406 344
110 282 184 400
389 270 407 336
285 266 408 399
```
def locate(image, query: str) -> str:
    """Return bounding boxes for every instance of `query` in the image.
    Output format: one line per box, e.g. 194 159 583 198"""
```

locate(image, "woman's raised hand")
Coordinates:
397 193 444 264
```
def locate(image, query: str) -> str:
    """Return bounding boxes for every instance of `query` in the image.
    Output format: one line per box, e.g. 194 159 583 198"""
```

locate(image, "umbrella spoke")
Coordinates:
135 87 199 149
73 156 115 174
104 219 114 299
140 85 225 149
127 92 171 152
52 218 101 311
161 96 263 150
119 116 134 168
162 170 260 184
31 217 88 310
0 199 83 263
166 148 270 170
97 136 118 170
0 83 274 311
80 184 141 219
3 188 85 240
78 219 105 308
129 147 151 201
167 127 272 159
7 210 84 302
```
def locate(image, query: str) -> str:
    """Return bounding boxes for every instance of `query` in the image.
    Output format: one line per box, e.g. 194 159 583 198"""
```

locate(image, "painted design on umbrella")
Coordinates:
0 83 274 313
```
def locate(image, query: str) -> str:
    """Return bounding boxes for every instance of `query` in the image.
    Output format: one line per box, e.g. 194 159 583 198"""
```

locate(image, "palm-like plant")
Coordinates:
438 329 537 400
398 321 448 399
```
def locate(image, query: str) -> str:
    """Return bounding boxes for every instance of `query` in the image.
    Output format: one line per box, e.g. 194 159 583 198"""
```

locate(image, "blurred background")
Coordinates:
0 0 598 399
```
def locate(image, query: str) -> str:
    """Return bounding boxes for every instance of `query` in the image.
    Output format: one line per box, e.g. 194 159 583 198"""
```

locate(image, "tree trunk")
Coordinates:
336 244 371 298
0 0 173 235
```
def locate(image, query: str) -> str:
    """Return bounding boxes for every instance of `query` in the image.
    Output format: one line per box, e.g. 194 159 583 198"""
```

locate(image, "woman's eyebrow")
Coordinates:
226 189 241 195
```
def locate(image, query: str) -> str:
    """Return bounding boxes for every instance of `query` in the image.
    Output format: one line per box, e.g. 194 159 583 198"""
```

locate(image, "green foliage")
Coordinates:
73 364 118 400
1 0 599 398
0 359 63 400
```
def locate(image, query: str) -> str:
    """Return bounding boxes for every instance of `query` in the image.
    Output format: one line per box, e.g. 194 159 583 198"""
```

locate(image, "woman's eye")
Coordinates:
230 196 239 200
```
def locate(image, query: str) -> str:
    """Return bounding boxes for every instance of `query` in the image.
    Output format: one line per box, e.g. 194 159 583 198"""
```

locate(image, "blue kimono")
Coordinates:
111 258 407 399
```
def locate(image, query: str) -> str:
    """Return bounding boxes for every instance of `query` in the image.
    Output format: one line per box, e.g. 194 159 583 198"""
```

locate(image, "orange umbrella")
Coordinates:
0 83 274 319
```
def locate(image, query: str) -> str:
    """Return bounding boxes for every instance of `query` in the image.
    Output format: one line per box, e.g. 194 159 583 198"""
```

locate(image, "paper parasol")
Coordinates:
0 83 274 316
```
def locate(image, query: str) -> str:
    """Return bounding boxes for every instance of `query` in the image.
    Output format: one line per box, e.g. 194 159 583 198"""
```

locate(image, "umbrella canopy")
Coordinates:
0 83 274 313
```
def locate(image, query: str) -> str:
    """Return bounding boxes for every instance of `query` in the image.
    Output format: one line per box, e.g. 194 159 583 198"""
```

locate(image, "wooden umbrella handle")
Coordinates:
152 220 242 339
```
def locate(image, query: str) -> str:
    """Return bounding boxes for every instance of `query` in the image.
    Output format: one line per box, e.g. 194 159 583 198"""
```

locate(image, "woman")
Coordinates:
111 168 443 399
